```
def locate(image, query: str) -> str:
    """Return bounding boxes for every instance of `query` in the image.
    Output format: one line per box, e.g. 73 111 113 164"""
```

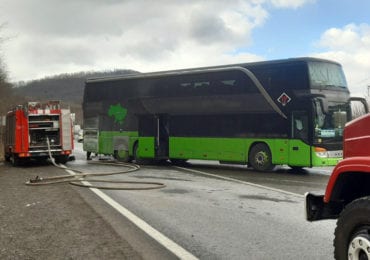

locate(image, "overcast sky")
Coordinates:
0 0 370 95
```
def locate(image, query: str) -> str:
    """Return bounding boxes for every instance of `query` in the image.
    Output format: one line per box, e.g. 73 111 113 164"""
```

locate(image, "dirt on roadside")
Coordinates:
0 162 142 260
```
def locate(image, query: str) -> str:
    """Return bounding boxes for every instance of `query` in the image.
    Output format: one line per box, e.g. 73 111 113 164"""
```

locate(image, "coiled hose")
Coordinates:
25 138 166 190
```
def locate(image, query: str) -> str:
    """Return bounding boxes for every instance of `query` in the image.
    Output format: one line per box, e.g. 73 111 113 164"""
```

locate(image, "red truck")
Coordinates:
306 112 370 260
3 101 73 165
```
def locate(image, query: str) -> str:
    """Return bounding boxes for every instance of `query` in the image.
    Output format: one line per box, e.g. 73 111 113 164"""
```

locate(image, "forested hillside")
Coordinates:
14 69 138 124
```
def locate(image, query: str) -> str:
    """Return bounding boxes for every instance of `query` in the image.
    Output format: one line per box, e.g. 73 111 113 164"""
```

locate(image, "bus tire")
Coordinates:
334 196 370 260
171 159 188 166
248 143 274 171
288 165 306 173
114 150 130 163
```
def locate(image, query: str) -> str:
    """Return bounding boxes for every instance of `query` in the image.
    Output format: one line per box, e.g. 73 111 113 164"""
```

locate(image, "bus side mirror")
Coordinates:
350 97 369 115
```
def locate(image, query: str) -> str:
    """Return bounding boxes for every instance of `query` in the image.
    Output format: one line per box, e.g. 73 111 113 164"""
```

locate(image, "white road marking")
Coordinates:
88 187 198 260
175 166 304 198
65 169 198 260
66 169 76 175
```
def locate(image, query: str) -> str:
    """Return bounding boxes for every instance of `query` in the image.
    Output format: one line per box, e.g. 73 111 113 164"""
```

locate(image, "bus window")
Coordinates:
314 101 350 143
308 61 347 88
250 63 308 90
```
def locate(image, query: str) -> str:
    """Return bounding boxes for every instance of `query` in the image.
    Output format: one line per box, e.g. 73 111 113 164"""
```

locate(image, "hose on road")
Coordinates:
25 139 166 190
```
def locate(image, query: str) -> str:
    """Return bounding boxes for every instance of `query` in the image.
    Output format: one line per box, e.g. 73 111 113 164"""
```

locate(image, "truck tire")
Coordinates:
55 155 69 164
10 154 20 166
248 143 274 171
334 196 370 260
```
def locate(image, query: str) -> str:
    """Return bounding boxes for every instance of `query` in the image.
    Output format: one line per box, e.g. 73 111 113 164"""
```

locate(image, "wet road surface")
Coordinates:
67 147 336 259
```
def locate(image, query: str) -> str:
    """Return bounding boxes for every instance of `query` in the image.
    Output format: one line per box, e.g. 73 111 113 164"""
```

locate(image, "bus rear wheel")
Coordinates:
249 143 274 171
114 150 130 163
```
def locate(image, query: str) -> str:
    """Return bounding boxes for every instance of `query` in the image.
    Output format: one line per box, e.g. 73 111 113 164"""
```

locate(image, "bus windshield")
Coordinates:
314 100 350 143
308 61 347 88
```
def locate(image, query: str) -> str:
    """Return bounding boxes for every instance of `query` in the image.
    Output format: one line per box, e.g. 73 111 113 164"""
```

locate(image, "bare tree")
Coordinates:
0 24 23 116
0 27 16 158
0 58 14 115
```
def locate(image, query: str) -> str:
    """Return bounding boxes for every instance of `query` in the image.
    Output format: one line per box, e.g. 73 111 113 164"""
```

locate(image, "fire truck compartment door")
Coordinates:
61 109 73 150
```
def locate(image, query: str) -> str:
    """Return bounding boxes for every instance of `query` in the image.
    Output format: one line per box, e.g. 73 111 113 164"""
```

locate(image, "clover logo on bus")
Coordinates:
108 104 127 125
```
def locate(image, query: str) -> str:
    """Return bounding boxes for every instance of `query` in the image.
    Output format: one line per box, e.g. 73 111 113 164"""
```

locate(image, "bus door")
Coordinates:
155 114 169 158
289 111 311 167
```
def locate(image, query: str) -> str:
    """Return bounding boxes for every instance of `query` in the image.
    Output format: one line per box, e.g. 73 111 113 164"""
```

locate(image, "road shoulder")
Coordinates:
0 162 142 259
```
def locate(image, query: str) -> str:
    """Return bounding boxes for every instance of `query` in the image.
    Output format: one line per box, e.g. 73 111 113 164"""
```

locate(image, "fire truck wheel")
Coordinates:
334 196 370 260
55 155 69 164
248 143 274 171
10 155 19 166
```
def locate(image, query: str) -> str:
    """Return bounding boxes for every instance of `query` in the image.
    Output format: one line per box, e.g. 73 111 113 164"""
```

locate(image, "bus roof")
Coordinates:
86 57 341 83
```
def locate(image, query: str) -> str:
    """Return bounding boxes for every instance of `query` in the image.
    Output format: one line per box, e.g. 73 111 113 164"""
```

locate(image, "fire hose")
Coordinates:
25 138 166 190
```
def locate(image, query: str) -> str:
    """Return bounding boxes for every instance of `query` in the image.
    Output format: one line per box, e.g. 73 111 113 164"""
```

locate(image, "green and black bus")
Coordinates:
82 57 367 171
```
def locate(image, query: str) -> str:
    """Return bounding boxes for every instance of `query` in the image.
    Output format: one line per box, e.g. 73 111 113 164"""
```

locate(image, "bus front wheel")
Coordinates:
249 143 274 171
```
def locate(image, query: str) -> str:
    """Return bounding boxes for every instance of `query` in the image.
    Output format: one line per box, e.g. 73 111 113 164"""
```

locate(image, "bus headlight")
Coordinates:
314 147 329 158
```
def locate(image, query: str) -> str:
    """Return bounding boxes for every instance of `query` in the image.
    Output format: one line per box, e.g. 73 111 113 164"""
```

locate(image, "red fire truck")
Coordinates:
306 113 370 259
3 101 73 165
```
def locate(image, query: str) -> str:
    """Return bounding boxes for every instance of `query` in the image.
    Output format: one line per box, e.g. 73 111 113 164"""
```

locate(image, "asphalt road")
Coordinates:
1 143 337 259
69 143 336 259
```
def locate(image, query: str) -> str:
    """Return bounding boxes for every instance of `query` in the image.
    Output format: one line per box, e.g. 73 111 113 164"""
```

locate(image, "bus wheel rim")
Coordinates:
255 151 268 166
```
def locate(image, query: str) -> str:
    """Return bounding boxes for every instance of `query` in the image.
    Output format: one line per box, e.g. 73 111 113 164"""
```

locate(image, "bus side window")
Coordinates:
295 119 303 131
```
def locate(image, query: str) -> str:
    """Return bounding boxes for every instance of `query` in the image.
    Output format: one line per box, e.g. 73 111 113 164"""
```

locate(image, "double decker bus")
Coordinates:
82 57 367 171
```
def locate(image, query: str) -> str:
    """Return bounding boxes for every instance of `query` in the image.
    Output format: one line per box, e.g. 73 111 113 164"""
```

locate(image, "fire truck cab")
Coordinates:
4 101 73 165
306 113 370 259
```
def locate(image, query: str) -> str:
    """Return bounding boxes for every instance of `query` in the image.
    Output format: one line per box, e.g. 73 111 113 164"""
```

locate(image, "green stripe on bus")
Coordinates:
93 132 339 167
